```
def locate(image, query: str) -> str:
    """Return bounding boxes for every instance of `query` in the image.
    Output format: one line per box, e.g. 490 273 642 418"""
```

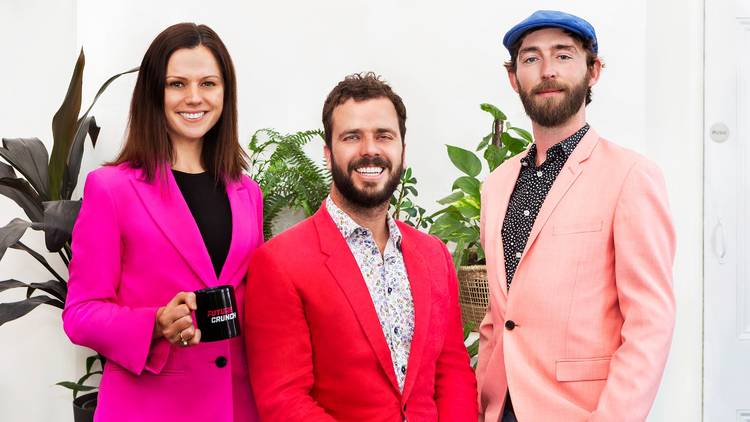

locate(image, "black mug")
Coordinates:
194 285 240 342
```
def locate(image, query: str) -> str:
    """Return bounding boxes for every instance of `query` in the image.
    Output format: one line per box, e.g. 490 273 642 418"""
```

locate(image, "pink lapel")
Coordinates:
313 204 401 394
398 223 432 401
520 129 600 261
217 179 255 286
485 154 525 296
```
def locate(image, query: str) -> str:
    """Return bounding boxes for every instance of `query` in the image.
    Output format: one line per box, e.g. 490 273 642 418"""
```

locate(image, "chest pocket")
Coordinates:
552 220 603 235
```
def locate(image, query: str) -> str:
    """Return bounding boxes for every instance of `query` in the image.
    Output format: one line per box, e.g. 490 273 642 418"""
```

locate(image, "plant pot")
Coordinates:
72 392 97 422
457 265 489 332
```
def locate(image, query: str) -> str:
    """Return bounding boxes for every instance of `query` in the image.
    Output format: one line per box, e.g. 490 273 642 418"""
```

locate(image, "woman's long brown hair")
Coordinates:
112 23 247 183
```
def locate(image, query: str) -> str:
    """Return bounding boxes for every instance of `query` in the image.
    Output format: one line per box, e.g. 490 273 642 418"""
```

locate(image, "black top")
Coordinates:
501 124 589 289
172 170 232 277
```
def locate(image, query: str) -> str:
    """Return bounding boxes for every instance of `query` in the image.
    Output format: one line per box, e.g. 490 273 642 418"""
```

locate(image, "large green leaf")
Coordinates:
42 200 81 253
0 138 49 199
437 191 464 205
480 103 507 121
452 176 480 198
49 49 85 201
0 296 64 326
484 144 505 172
446 145 481 177
509 126 533 143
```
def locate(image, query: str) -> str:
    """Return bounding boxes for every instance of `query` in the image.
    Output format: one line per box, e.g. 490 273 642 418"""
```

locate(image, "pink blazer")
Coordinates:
63 163 263 422
476 129 676 421
244 203 478 421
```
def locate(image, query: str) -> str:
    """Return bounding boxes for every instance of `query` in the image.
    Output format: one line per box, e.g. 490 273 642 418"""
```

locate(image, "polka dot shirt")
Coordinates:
501 124 589 290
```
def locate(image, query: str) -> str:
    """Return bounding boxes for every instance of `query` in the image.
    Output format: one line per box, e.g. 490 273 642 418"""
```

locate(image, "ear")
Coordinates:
587 58 603 87
507 68 520 93
323 144 332 171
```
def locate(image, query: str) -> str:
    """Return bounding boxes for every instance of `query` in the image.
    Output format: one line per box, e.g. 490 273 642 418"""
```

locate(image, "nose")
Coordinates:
541 57 557 80
359 134 380 156
185 83 202 105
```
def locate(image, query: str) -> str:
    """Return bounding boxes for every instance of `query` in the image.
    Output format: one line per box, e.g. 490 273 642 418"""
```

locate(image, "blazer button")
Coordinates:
402 403 407 412
215 356 227 368
505 320 516 330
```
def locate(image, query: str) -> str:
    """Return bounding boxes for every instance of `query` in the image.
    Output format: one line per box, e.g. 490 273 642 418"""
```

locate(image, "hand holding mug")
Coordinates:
154 291 202 347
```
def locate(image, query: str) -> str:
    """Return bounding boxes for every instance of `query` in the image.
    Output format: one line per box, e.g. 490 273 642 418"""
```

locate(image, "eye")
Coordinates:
202 80 217 87
167 80 184 88
343 134 359 141
521 56 539 65
558 54 573 61
378 133 394 141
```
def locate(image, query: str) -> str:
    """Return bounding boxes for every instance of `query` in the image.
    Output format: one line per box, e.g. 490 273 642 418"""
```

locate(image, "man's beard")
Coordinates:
330 154 403 209
517 73 590 128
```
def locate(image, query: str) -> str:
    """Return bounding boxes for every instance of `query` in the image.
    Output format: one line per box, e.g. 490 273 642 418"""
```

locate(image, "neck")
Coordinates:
530 108 586 166
330 188 390 253
171 137 205 173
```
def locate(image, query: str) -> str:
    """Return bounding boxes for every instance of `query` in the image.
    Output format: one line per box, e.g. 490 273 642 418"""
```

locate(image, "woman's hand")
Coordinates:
154 292 202 347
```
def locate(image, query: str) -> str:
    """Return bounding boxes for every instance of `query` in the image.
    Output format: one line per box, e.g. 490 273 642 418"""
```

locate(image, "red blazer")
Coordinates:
245 203 477 421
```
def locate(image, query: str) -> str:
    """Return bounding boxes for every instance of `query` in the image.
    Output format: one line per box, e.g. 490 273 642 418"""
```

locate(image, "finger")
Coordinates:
166 291 194 310
163 314 194 340
189 328 201 346
184 292 197 311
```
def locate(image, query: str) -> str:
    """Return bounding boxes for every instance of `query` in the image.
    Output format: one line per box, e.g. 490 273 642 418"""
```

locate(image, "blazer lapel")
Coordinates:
130 168 216 287
486 155 524 296
313 205 401 393
399 225 431 401
217 179 255 286
520 129 600 260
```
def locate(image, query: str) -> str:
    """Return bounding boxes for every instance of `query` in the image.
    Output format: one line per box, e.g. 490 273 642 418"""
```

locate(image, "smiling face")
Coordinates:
508 27 600 128
325 97 405 209
163 45 224 147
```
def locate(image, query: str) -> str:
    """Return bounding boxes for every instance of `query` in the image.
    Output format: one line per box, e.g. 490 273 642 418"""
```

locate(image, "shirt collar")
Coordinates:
326 196 403 245
522 123 590 167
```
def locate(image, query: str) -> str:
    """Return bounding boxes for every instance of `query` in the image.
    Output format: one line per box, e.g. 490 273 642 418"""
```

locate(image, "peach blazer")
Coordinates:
476 128 676 421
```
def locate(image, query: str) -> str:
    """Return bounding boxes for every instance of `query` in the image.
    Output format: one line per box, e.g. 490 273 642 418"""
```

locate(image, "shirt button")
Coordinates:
521 161 528 166
387 287 392 294
536 171 543 177
215 356 227 368
394 327 399 334
401 365 407 374
515 252 522 259
523 210 530 216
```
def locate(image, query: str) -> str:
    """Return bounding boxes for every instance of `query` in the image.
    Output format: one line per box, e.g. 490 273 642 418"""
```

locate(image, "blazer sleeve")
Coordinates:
590 158 676 421
62 170 170 375
244 246 336 422
434 241 479 421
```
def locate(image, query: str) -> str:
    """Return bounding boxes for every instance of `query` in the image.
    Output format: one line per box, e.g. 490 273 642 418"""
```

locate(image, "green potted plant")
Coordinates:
0 50 136 422
247 128 331 239
427 103 532 331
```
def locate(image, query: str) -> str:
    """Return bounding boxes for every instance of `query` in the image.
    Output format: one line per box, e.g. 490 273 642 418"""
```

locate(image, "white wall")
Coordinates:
0 1 82 421
0 1 704 420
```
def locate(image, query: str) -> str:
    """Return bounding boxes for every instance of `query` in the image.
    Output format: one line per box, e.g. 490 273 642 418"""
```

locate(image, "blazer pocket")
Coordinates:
552 220 603 235
555 356 611 382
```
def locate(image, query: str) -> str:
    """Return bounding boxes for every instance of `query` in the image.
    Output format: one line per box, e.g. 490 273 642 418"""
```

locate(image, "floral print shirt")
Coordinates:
326 196 415 391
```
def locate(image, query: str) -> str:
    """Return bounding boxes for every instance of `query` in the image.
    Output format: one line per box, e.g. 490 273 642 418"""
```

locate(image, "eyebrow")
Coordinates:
338 128 398 138
165 74 222 79
519 44 579 55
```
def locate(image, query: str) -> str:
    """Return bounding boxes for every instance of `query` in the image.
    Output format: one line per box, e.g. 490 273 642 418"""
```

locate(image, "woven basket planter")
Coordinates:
457 265 489 332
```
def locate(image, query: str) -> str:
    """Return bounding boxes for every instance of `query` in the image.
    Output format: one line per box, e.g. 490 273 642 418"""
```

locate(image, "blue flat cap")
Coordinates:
503 10 598 54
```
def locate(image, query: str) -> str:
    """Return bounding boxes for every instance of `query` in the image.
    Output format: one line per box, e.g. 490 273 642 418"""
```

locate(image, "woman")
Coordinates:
63 23 262 422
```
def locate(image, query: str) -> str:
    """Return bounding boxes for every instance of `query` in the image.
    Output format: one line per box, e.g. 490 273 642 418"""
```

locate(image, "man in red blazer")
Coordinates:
477 11 676 422
245 72 477 421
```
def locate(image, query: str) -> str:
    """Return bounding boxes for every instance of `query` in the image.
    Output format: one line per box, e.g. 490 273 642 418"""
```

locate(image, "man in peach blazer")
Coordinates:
477 11 676 421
